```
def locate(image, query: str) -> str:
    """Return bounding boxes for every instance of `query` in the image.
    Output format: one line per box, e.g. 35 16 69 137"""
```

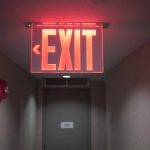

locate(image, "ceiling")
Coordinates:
0 0 150 79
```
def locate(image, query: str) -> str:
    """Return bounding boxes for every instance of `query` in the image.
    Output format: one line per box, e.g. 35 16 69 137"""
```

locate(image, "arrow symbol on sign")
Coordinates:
33 44 40 55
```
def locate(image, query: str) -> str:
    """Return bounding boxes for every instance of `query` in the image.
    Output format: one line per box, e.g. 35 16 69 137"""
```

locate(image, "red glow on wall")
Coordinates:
31 22 103 74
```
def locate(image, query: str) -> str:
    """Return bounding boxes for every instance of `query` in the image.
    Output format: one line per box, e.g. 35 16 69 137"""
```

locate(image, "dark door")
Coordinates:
44 88 91 150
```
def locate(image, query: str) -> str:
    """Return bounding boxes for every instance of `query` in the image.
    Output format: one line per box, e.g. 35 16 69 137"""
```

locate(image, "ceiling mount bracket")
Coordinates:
24 22 110 28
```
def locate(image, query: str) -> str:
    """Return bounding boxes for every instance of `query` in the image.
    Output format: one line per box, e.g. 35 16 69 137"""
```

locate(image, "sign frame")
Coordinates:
27 22 108 74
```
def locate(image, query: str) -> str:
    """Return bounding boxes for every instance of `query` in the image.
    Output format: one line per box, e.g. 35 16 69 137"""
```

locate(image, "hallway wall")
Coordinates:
91 81 107 150
0 51 107 150
0 52 38 150
106 42 150 150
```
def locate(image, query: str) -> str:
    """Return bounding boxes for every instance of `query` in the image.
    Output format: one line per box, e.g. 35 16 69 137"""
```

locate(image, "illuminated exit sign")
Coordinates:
30 22 104 74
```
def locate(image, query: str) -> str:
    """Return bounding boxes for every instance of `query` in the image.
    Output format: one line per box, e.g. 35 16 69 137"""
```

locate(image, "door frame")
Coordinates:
42 87 91 150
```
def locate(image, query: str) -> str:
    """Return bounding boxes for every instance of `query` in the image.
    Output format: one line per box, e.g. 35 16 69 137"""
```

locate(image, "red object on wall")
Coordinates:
0 80 8 100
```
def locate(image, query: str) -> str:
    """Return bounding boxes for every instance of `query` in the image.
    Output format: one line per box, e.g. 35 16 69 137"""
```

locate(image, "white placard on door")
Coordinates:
60 122 74 129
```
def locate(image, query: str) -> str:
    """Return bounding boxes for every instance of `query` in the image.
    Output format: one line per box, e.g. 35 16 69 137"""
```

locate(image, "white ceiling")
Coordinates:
0 0 150 79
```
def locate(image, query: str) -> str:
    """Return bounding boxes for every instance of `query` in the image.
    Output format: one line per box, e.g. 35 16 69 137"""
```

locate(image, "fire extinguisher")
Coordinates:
0 79 8 101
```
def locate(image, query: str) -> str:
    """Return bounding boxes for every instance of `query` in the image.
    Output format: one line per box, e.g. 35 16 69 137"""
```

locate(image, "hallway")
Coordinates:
0 0 150 150
1 43 150 150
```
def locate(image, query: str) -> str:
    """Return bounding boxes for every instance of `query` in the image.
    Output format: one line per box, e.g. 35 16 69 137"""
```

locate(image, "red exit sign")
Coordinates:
31 22 104 74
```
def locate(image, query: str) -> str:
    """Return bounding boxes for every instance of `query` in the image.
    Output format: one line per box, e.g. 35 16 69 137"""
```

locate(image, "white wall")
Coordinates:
0 52 38 150
91 80 107 150
106 42 150 150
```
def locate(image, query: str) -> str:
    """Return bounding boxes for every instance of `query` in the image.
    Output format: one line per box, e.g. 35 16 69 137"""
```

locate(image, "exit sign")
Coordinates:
31 22 104 74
